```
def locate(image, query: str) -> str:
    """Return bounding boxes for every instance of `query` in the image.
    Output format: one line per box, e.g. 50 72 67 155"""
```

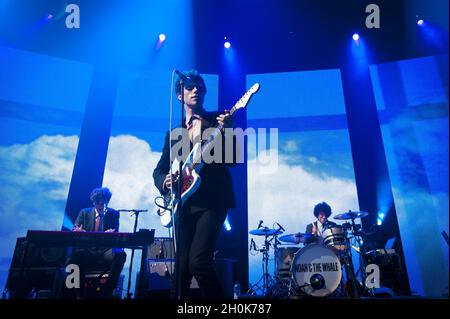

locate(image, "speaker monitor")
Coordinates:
147 259 199 290
136 258 237 299
9 237 67 269
6 237 68 298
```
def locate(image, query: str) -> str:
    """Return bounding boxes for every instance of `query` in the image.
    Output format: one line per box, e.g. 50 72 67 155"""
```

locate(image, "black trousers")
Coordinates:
173 205 228 299
67 247 127 296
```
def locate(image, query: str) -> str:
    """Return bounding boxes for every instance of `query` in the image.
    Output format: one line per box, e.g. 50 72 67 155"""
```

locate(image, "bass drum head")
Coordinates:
291 244 342 297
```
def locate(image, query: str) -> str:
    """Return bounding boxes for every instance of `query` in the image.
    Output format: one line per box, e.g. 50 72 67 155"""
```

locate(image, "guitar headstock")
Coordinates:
233 83 260 112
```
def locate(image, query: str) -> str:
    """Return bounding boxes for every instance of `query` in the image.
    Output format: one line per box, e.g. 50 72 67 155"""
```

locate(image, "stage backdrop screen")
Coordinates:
0 45 92 291
370 54 449 297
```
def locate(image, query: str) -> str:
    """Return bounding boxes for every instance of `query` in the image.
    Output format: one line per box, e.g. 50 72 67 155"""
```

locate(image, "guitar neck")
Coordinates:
187 83 259 170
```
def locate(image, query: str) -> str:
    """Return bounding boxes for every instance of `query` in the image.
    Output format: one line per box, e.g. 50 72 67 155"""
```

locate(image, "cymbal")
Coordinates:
334 211 369 220
279 233 313 244
249 227 283 236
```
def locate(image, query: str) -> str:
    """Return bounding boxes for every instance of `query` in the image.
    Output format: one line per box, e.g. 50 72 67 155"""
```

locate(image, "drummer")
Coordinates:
305 202 337 244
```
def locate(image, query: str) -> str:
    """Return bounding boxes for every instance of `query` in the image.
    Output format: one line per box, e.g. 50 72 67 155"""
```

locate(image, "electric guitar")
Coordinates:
159 83 260 227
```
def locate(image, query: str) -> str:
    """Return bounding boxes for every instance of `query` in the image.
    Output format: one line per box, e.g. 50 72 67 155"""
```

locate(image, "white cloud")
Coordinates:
282 140 298 152
0 135 79 291
0 134 167 294
103 135 167 235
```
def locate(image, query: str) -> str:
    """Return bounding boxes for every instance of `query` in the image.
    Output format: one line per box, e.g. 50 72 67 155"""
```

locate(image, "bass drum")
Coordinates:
291 244 342 297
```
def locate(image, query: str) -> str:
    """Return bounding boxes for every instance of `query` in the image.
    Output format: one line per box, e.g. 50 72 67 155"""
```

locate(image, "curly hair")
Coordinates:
313 202 332 218
175 69 207 95
90 187 112 205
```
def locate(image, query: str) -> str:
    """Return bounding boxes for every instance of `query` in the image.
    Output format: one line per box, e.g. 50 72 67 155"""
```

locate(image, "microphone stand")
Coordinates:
119 209 148 299
174 79 185 300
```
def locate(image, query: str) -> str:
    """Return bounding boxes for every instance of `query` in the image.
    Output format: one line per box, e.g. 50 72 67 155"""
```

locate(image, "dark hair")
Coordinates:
313 202 332 218
90 187 112 205
175 69 207 95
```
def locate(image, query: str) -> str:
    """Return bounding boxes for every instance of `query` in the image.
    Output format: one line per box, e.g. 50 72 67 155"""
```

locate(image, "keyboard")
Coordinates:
26 230 154 249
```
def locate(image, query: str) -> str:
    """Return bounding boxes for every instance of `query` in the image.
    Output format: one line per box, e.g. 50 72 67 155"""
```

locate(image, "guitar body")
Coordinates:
160 144 203 228
159 83 260 227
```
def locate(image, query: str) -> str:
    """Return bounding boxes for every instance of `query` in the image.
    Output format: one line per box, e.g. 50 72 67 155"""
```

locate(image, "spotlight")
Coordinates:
377 212 386 226
224 41 231 49
159 33 166 42
223 216 232 231
47 14 53 20
352 33 360 41
417 19 424 26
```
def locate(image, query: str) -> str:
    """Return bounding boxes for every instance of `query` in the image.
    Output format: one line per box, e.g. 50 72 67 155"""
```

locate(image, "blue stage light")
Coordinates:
417 19 425 26
377 212 386 226
352 33 360 41
224 41 231 49
159 33 166 42
224 216 232 231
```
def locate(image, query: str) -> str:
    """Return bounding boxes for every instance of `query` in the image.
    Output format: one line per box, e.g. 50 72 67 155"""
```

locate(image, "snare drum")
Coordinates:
291 244 342 297
322 225 348 252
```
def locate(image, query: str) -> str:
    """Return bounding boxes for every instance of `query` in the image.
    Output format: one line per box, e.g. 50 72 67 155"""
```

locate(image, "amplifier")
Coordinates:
136 258 237 299
363 249 409 295
6 237 68 299
147 237 175 259
9 237 67 269
146 259 199 290
6 268 60 299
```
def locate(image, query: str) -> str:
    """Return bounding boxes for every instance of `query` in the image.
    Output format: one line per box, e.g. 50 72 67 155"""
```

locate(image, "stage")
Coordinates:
0 0 448 304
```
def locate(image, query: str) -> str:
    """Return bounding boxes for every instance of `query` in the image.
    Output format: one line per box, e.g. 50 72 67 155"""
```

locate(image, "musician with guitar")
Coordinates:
153 70 259 298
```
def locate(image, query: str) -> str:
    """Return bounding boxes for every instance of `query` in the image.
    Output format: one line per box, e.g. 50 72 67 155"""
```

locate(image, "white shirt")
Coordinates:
95 207 105 219
186 113 203 144
316 220 325 237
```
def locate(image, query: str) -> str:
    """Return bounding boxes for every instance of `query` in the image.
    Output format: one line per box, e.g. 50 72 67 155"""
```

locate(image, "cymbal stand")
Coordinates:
250 234 274 297
341 227 360 298
269 234 291 298
346 216 373 297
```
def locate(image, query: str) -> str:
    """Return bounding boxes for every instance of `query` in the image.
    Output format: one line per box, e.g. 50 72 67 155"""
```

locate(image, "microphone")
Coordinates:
250 239 257 251
175 70 192 83
257 220 263 229
275 223 285 232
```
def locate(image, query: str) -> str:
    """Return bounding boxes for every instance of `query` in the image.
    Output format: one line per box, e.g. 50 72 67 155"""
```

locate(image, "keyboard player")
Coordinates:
67 187 127 298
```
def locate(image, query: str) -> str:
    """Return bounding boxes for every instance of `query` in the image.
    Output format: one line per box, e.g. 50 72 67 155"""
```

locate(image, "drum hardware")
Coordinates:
334 210 369 220
249 227 284 236
248 221 284 297
279 233 314 245
248 211 380 299
333 210 375 298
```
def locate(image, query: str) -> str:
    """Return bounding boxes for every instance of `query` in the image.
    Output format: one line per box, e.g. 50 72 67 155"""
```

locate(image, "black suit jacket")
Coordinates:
74 207 120 232
153 111 236 211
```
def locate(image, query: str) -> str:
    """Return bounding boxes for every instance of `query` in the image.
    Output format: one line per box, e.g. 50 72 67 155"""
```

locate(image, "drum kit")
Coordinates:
248 211 374 298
